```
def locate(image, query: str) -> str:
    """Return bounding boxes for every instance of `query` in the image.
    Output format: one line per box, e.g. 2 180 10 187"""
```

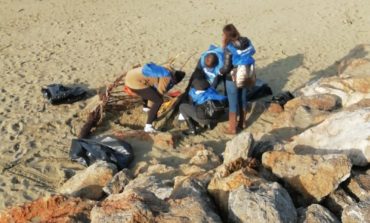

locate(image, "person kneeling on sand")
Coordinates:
125 62 185 133
179 78 227 135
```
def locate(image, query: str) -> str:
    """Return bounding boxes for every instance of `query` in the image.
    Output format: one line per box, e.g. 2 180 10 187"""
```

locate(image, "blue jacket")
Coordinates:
226 42 255 66
142 62 170 77
189 87 226 105
199 45 224 84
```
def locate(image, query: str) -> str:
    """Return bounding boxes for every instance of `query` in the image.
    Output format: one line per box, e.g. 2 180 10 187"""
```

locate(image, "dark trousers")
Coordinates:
132 87 163 124
179 103 211 126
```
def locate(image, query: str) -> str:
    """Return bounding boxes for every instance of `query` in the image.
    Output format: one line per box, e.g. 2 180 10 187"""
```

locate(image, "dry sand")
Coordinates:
0 0 369 209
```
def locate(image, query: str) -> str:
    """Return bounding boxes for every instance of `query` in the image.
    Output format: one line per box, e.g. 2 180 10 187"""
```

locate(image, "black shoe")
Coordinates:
183 118 197 135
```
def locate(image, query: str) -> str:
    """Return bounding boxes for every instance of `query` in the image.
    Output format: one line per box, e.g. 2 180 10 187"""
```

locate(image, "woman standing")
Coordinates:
219 24 256 134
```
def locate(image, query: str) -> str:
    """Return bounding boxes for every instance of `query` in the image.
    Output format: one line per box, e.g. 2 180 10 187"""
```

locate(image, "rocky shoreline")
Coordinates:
1 58 369 222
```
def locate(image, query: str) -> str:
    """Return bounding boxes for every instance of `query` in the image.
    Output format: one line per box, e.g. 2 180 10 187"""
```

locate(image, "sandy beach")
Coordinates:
0 0 369 209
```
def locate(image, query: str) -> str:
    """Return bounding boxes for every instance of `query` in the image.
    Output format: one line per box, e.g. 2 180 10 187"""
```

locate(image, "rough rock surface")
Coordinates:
323 188 357 219
124 175 173 200
228 183 297 223
223 132 254 164
90 188 165 223
262 151 352 203
208 167 265 217
286 108 370 166
189 148 221 170
91 179 223 223
0 195 95 223
58 161 117 200
342 200 370 223
345 169 370 201
297 204 340 223
103 169 133 195
298 58 370 107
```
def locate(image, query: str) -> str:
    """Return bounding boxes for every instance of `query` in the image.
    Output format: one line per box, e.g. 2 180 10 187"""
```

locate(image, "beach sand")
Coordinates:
0 0 369 209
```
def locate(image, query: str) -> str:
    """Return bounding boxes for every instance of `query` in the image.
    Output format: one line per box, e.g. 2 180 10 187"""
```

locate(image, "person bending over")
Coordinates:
125 63 185 133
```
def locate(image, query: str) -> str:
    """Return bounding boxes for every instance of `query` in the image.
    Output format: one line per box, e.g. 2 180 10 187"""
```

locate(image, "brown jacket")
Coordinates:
125 67 171 95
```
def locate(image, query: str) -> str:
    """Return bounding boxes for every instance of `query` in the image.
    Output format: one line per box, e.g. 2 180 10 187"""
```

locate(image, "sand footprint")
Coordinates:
7 121 24 135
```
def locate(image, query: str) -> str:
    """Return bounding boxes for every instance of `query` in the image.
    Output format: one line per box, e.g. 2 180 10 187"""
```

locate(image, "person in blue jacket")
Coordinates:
179 78 226 135
219 23 256 134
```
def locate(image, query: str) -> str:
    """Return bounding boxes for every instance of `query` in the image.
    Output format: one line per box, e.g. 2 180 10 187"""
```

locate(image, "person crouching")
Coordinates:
179 78 227 135
125 63 185 133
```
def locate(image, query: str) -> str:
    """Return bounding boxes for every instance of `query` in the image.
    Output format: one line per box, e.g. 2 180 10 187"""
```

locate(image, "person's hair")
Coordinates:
205 53 218 68
223 24 240 44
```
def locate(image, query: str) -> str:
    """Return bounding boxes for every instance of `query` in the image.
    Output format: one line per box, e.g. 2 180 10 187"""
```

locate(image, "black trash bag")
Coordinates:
247 79 273 101
41 84 86 105
69 136 134 170
271 91 295 106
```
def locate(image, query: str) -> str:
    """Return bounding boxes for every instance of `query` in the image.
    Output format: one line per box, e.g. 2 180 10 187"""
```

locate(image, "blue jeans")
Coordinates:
225 80 248 113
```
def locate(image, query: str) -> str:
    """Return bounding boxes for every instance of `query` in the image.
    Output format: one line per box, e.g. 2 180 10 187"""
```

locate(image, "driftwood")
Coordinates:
78 73 127 138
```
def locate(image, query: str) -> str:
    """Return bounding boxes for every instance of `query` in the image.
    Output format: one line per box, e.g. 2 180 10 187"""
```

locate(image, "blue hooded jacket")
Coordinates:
189 87 226 105
227 41 256 66
142 62 170 78
199 45 224 84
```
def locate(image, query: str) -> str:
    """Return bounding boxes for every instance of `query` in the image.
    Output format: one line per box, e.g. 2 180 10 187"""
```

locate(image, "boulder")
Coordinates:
322 188 357 219
342 200 370 223
208 167 265 217
189 148 221 170
90 188 166 223
271 95 332 131
262 151 352 203
268 102 284 113
228 183 297 223
286 108 370 166
300 94 342 111
0 195 95 223
92 179 223 223
124 175 173 200
164 179 223 223
345 169 370 201
103 169 133 195
58 161 117 200
297 204 340 223
298 58 370 107
152 132 178 150
223 132 254 164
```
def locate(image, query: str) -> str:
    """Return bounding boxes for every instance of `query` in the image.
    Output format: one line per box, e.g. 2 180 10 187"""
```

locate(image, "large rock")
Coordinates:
90 188 166 223
297 204 340 223
286 108 370 166
298 58 370 107
91 179 223 223
342 200 370 223
103 169 133 195
223 132 254 164
0 195 95 223
208 167 265 217
322 188 357 219
345 169 370 201
124 175 173 200
262 151 352 203
59 161 117 200
228 183 297 223
163 179 223 223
